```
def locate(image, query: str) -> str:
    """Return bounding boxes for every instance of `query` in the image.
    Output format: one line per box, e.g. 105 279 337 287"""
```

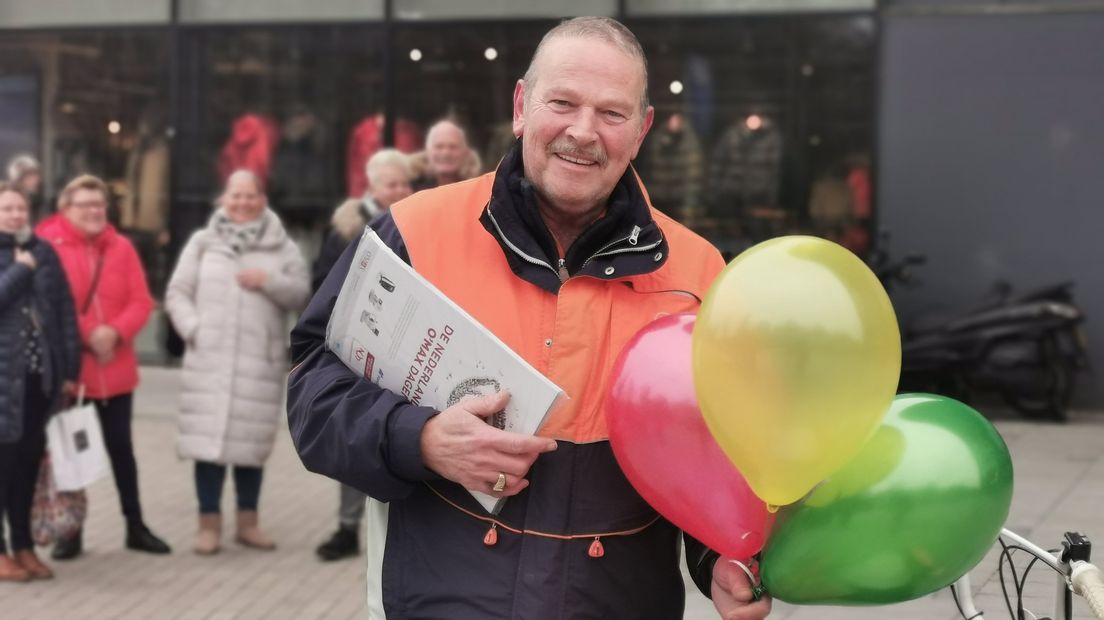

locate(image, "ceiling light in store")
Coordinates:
809 135 822 146
669 80 684 95
484 47 498 61
801 64 815 77
108 121 121 134
409 48 423 62
745 114 763 131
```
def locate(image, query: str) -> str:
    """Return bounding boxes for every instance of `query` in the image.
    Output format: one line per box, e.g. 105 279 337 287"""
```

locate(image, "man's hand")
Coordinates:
237 269 268 290
14 248 36 270
420 390 558 497
712 557 772 620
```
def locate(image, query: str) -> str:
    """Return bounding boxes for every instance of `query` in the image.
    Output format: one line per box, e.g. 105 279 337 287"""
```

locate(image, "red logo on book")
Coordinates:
362 351 375 379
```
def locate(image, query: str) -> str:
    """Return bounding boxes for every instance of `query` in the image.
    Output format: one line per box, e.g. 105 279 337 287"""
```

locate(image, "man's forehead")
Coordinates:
531 36 644 90
430 123 466 146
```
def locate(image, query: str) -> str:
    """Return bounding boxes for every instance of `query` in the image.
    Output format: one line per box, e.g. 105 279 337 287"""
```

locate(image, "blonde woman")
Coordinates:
165 170 310 554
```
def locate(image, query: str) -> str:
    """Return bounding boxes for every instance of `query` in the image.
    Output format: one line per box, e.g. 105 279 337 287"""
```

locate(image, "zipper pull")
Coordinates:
557 258 569 283
628 226 641 246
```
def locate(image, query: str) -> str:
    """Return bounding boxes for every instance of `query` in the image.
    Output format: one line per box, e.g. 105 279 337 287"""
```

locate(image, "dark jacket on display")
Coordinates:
287 145 725 618
0 233 81 443
706 121 783 216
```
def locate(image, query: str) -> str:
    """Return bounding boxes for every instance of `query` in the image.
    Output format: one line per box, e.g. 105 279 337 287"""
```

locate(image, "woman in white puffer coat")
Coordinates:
165 169 310 555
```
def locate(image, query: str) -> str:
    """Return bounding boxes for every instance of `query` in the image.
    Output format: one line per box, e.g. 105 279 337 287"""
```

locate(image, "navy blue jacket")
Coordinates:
0 233 80 443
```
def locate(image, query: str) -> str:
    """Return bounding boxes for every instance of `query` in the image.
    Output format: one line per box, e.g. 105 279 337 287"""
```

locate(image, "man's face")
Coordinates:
0 190 29 234
370 164 413 210
62 188 109 237
427 124 467 180
17 172 41 196
513 36 654 218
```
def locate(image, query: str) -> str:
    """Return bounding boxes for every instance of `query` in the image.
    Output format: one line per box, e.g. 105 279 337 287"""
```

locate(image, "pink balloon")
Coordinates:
606 313 774 559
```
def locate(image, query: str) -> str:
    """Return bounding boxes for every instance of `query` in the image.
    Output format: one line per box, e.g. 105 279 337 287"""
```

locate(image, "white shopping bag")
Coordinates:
45 388 108 492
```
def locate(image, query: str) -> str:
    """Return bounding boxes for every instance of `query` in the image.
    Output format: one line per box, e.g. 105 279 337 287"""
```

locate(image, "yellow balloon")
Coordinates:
692 236 901 506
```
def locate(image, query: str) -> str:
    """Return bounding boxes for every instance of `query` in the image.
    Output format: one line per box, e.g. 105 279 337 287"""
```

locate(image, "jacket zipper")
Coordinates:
579 225 663 270
488 208 662 281
87 245 109 397
486 205 565 283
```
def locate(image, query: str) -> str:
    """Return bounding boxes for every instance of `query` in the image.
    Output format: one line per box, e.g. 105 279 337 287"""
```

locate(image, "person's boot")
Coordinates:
235 510 275 550
13 549 53 580
51 529 82 561
125 520 172 555
316 525 359 561
193 513 221 556
0 553 31 582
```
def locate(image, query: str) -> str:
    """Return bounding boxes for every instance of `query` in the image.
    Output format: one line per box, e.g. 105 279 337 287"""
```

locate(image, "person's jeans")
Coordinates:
0 375 48 552
194 461 263 514
338 483 366 529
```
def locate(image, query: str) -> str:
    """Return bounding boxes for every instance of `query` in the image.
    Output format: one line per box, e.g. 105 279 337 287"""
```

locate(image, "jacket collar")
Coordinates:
38 213 117 251
0 232 37 250
481 143 667 294
204 207 289 251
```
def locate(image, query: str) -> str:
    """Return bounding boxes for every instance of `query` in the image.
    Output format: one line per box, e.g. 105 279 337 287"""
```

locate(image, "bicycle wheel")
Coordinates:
1001 334 1075 422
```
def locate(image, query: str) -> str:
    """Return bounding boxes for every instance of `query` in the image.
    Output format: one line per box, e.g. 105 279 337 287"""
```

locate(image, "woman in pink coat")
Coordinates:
36 174 171 559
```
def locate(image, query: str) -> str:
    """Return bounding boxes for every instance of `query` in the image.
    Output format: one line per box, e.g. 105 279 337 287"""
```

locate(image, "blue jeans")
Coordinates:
194 461 263 514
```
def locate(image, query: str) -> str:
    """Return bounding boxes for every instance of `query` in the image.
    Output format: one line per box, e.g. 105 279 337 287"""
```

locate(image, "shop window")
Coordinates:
173 25 387 264
628 15 876 257
390 16 876 258
0 30 170 272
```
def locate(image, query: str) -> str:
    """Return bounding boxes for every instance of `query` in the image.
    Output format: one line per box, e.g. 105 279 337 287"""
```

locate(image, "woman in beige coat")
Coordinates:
165 170 310 555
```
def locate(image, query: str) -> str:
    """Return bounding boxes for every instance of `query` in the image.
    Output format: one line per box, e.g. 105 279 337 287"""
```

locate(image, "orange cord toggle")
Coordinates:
588 537 605 558
483 524 498 546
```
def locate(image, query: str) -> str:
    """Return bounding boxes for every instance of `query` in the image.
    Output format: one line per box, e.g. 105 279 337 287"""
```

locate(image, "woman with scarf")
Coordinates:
0 183 79 580
165 169 310 555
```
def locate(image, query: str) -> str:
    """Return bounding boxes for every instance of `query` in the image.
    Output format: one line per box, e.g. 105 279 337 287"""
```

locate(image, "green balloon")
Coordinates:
760 394 1014 605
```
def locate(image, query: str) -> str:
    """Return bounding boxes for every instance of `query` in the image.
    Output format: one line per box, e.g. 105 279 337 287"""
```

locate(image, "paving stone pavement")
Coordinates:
3 366 1103 619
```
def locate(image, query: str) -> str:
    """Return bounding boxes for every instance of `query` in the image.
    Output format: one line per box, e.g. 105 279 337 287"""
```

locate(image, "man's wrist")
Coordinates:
388 404 441 482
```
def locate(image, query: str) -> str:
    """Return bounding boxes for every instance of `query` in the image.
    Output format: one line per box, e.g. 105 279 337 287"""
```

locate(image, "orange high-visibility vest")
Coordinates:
391 172 725 444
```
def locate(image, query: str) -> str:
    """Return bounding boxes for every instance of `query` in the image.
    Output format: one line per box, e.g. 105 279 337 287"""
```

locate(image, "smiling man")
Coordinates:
288 17 770 619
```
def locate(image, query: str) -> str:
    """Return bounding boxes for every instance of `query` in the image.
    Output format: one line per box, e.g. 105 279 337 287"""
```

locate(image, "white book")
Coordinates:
326 228 565 514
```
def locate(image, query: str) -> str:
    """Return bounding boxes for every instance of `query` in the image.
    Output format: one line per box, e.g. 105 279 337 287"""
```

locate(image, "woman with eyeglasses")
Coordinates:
35 174 171 560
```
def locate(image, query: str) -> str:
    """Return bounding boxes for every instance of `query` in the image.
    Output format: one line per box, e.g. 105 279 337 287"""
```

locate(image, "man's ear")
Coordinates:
630 105 656 160
512 80 526 138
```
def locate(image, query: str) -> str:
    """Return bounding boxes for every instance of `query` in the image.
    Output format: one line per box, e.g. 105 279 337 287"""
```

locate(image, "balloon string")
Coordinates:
730 559 766 601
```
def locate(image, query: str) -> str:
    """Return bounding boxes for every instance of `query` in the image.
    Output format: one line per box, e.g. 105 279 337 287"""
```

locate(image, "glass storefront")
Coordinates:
0 6 877 356
0 29 169 289
173 25 388 264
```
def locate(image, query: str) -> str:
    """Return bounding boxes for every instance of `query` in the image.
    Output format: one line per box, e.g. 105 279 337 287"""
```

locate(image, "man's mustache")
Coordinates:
546 139 607 166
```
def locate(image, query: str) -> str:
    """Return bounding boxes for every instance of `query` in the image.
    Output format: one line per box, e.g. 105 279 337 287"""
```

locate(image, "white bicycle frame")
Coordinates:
953 528 1104 620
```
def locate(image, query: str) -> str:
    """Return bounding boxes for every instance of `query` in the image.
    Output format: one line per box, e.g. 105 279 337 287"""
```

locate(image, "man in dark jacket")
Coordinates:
287 17 770 619
311 149 412 560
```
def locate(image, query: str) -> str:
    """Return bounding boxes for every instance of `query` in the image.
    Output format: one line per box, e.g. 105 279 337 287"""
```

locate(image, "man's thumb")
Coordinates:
463 389 511 418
